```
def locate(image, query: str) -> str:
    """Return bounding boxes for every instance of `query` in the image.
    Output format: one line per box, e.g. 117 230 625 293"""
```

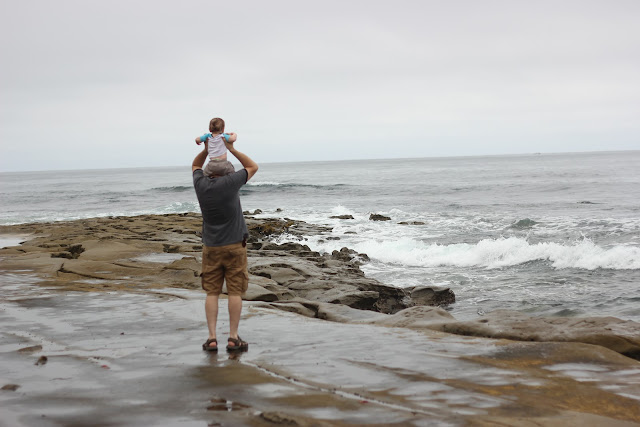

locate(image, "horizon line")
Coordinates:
1 148 638 174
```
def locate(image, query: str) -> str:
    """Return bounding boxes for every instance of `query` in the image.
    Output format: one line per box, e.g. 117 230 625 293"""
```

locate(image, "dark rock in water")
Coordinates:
331 247 355 261
330 215 354 220
398 221 425 225
243 209 262 215
577 201 599 204
1 384 20 391
326 236 340 240
510 218 537 229
344 231 356 234
275 208 282 212
369 213 391 221
409 286 456 306
35 356 48 366
17 345 42 354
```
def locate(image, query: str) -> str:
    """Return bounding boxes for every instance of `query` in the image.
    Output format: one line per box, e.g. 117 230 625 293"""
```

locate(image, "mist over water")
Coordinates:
2 151 639 321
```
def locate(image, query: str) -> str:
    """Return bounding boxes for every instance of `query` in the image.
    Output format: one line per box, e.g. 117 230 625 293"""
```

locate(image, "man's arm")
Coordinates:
192 143 208 172
224 140 258 181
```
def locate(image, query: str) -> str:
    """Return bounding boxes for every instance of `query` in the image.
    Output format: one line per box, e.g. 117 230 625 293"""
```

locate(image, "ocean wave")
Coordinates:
247 181 282 186
246 182 347 189
151 186 192 193
155 201 200 214
349 237 640 270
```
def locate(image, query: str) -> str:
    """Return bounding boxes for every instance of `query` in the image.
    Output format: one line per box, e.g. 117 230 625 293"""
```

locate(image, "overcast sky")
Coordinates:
1 0 639 172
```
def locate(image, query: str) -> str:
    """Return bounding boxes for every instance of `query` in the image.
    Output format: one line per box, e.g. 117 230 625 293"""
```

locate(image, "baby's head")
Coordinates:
209 117 225 134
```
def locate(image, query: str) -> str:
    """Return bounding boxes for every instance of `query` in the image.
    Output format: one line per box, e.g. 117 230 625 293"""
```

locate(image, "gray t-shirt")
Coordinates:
193 169 249 247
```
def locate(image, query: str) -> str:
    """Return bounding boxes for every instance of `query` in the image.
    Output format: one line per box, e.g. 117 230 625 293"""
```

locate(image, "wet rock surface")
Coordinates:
0 213 450 314
1 278 639 426
425 309 640 361
1 214 640 425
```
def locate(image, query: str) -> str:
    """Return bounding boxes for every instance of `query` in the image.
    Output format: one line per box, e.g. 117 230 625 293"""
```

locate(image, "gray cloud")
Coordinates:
1 0 639 171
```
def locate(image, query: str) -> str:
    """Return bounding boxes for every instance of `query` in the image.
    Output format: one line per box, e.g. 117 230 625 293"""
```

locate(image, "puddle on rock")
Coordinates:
132 253 187 263
207 397 250 412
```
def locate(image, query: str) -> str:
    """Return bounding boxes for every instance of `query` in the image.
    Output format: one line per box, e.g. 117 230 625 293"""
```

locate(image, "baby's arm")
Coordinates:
224 133 238 143
195 133 212 145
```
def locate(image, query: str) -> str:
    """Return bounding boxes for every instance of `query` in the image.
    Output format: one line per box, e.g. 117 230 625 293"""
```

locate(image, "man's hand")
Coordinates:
223 141 258 181
226 132 238 143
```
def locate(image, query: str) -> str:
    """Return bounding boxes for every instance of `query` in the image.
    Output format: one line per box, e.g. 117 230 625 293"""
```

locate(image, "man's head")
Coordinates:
209 118 225 134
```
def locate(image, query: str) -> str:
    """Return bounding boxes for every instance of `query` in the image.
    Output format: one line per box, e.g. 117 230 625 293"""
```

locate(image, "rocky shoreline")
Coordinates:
1 212 638 360
1 213 640 425
0 212 455 313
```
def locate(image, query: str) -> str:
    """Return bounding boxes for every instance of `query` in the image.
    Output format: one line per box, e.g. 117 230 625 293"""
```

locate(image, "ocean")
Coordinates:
2 151 640 322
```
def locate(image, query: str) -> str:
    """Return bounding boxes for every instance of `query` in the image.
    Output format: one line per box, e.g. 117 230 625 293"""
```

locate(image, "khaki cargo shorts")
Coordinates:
201 242 249 296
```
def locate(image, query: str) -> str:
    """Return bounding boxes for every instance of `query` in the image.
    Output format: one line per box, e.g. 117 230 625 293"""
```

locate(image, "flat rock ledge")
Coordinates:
1 213 639 361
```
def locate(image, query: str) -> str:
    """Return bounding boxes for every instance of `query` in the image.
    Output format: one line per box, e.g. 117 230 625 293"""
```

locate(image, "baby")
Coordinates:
195 117 238 177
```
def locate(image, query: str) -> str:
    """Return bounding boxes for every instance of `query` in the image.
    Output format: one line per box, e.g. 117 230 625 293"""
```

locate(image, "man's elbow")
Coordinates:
246 164 259 180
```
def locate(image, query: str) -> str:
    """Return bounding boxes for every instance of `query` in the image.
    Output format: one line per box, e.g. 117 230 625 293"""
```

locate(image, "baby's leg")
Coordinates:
204 160 235 177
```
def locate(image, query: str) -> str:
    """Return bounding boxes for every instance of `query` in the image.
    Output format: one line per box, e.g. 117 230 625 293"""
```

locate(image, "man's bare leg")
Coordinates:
228 295 242 343
205 294 219 341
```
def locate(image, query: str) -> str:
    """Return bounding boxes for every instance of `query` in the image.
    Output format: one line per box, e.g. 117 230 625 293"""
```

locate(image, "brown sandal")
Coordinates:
202 338 218 352
226 336 248 352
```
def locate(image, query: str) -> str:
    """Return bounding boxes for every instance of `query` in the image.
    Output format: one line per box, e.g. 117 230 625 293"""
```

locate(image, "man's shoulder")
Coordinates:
193 168 204 181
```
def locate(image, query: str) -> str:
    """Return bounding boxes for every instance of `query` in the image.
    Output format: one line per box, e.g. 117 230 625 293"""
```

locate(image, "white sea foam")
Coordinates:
330 205 356 217
247 181 281 186
298 235 640 271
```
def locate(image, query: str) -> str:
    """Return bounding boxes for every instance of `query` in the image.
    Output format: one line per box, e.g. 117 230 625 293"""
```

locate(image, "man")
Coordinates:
192 137 258 352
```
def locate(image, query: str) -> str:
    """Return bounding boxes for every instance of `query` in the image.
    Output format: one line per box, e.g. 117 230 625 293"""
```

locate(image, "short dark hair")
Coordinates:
209 118 225 133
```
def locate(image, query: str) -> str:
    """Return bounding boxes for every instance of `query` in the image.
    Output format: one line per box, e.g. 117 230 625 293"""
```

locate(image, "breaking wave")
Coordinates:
350 237 640 270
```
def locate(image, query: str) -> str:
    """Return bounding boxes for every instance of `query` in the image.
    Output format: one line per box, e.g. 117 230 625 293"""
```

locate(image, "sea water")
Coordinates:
2 151 639 321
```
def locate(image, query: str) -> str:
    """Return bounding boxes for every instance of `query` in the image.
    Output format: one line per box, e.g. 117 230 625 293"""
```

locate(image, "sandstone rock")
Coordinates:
327 290 380 310
80 240 147 260
409 286 456 306
366 306 455 328
253 301 318 318
246 218 296 238
0 254 65 274
241 283 278 302
250 265 304 285
315 302 388 323
369 213 391 221
163 256 199 272
426 310 640 360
